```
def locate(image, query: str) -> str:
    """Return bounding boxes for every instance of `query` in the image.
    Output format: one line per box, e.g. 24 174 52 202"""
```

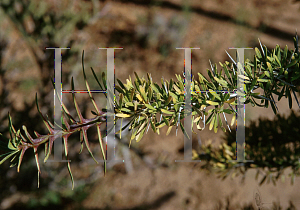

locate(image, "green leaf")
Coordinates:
206 112 214 125
67 159 74 190
0 151 19 165
134 101 138 111
207 69 215 82
173 84 183 95
136 94 144 103
214 77 228 87
209 90 222 101
219 114 226 132
166 126 173 136
130 127 139 146
125 102 134 107
224 97 235 104
118 93 124 108
169 91 178 102
151 83 161 94
145 104 156 111
117 78 126 90
286 87 292 109
264 71 270 78
101 72 107 90
180 121 190 140
91 67 105 95
162 115 170 127
222 63 233 84
161 109 174 115
8 139 17 151
255 47 262 59
136 126 146 142
283 45 288 60
278 86 285 101
157 122 166 129
150 119 156 133
254 57 257 78
265 80 271 90
165 96 172 106
22 125 34 144
120 107 131 113
214 114 218 133
223 109 233 114
248 77 258 92
270 97 277 115
116 113 132 118
147 73 152 84
257 78 269 82
193 106 203 117
230 114 236 126
291 73 300 81
148 86 153 100
115 85 124 94
286 59 298 69
244 65 253 79
157 92 162 107
209 114 215 131
238 75 250 80
169 79 174 91
116 117 135 135
134 72 142 86
139 85 148 102
136 120 147 136
274 55 281 67
206 100 219 106
294 36 299 53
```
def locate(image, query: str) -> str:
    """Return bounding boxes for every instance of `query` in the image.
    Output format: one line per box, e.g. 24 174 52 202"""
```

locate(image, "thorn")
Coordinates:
209 59 216 77
225 50 237 66
258 38 265 57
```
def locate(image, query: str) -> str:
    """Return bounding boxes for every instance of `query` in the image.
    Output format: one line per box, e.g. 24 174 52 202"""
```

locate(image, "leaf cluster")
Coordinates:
1 36 300 188
114 36 300 143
